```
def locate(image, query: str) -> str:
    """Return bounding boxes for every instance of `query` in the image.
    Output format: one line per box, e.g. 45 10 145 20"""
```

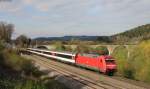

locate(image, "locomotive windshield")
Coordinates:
105 59 115 64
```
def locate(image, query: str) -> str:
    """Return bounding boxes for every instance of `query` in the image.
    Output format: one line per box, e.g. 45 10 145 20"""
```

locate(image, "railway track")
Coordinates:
22 54 146 89
24 55 117 89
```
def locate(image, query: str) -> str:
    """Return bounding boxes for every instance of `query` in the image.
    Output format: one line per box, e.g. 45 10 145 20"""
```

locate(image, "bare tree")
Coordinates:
0 22 14 43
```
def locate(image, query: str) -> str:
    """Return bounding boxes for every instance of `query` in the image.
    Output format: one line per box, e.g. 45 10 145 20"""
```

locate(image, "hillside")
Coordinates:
112 24 150 43
34 24 150 44
34 36 98 41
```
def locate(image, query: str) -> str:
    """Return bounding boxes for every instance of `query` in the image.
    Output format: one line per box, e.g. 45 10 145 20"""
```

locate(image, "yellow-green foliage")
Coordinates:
128 40 150 82
14 80 46 89
54 42 73 51
112 46 128 75
3 51 25 71
75 43 93 53
0 49 69 89
64 45 73 51
95 46 109 55
0 50 43 78
54 42 66 51
112 40 150 82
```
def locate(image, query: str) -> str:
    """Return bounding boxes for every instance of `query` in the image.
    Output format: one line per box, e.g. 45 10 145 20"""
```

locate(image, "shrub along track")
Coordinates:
22 54 147 89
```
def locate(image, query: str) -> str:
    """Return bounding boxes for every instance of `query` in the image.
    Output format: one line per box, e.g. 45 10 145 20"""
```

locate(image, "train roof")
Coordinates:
28 48 76 56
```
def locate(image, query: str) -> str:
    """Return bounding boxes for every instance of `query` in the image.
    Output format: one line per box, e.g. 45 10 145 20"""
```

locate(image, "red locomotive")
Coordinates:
27 48 117 75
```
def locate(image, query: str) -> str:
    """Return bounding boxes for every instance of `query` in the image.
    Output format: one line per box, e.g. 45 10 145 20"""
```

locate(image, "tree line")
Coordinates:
0 22 14 43
0 21 35 48
97 24 150 44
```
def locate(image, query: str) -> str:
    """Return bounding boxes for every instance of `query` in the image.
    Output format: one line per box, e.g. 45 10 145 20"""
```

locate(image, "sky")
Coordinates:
0 0 150 38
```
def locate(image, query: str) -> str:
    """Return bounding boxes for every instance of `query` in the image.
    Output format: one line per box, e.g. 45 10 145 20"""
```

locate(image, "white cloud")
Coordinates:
0 0 24 11
22 0 34 5
0 0 150 37
35 2 50 12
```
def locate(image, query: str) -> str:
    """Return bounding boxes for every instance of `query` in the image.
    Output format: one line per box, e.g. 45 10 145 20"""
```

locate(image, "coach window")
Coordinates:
44 52 52 55
56 54 72 59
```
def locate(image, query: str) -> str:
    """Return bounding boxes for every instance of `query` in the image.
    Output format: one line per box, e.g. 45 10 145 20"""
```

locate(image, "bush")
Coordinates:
0 42 5 51
123 62 134 79
55 42 66 51
0 48 69 89
128 40 150 82
22 60 44 78
1 49 43 78
0 51 5 67
14 80 46 89
64 45 73 51
74 43 93 53
95 46 109 55
3 51 23 71
112 46 128 75
112 40 150 83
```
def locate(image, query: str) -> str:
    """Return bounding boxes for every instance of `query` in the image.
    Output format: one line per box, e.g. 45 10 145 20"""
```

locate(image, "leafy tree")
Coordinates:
95 46 109 55
15 35 31 48
97 36 112 43
55 41 66 51
75 42 93 53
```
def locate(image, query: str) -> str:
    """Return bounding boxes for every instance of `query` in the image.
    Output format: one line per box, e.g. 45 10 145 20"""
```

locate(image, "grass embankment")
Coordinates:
0 43 69 89
112 40 150 83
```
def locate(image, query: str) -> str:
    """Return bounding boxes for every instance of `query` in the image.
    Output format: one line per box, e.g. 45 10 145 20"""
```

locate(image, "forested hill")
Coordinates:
34 24 150 44
112 24 150 43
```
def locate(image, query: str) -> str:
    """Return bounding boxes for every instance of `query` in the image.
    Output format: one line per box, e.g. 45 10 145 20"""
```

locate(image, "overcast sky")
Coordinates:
0 0 150 38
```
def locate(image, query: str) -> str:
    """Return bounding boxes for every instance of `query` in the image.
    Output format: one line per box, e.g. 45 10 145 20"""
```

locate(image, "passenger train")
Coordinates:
26 48 117 75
